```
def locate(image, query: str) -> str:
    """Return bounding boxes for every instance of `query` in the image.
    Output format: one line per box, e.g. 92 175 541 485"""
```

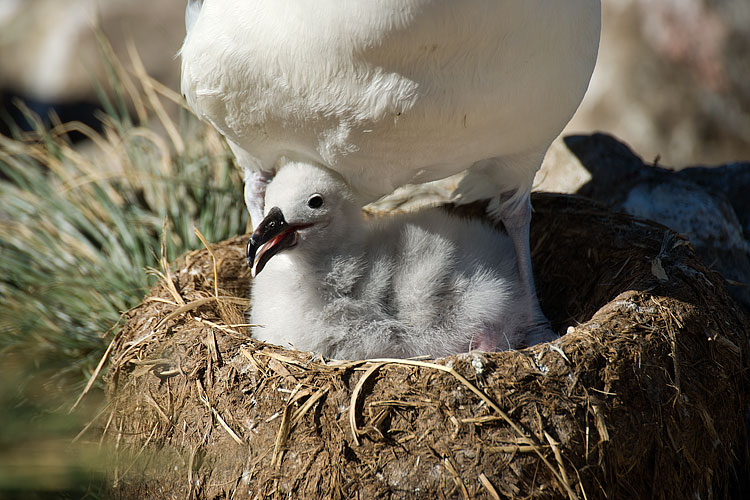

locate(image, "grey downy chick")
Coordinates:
247 162 548 360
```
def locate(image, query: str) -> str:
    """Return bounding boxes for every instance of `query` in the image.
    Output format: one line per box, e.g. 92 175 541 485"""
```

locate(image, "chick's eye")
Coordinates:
307 194 324 209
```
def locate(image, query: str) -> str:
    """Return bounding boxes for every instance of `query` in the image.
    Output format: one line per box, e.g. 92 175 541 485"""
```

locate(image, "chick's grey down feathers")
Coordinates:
249 163 547 360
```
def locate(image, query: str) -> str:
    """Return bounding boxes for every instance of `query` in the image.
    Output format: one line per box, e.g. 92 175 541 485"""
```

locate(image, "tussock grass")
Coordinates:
0 45 246 496
0 59 246 394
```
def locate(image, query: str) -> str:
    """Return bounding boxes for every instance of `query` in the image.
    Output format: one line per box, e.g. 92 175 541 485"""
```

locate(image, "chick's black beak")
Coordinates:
246 207 296 276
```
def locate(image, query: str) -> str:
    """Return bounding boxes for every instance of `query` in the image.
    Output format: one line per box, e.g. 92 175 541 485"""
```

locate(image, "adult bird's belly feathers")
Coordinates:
181 0 601 208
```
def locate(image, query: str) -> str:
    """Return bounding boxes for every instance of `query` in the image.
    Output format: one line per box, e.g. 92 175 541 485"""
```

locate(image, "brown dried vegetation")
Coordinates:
104 193 749 499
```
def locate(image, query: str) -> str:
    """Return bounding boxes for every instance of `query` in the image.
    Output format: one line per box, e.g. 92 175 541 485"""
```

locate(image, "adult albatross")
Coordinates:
180 0 601 343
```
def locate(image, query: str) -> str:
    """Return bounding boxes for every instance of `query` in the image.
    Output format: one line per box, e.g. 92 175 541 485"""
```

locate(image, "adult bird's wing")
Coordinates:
185 0 203 33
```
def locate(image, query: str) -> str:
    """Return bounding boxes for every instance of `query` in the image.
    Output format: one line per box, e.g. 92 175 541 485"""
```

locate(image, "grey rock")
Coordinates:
568 133 750 310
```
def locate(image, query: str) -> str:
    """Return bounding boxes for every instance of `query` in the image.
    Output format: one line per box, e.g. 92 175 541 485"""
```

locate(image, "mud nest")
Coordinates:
104 193 749 499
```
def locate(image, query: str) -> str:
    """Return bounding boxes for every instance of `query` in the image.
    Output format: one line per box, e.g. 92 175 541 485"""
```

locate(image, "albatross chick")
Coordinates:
248 163 548 360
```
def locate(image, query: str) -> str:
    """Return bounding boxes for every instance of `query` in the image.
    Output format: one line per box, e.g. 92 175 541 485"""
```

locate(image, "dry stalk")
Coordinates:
545 431 578 500
72 402 112 443
127 39 185 153
443 456 470 500
479 472 502 500
485 444 546 454
196 380 245 446
270 404 293 469
71 333 118 411
291 386 330 427
349 363 384 446
192 316 252 339
161 217 186 306
193 226 220 299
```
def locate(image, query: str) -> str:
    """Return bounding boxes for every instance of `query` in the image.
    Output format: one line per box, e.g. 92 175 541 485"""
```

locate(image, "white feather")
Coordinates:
184 0 203 34
249 163 535 359
181 0 601 203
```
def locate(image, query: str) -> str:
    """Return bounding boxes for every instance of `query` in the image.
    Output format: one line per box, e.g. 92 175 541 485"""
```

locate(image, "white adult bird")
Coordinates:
248 162 534 359
181 0 601 342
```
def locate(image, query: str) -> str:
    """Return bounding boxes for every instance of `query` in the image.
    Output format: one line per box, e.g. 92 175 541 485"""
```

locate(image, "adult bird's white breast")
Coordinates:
181 0 601 201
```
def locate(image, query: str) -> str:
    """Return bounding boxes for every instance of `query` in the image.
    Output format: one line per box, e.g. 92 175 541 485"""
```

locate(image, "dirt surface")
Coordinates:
104 193 750 499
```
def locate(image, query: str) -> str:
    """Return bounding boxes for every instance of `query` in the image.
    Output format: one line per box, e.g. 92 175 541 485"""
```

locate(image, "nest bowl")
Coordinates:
105 193 749 499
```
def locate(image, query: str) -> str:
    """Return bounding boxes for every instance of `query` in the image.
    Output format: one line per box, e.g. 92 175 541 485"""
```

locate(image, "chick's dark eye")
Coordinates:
307 194 324 209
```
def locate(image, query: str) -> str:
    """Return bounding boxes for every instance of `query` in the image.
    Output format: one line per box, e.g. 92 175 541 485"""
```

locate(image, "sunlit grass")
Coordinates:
0 44 247 496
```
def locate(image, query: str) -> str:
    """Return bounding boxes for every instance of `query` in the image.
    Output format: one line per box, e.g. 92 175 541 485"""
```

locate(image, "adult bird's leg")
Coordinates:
453 153 557 346
489 193 557 346
244 169 273 230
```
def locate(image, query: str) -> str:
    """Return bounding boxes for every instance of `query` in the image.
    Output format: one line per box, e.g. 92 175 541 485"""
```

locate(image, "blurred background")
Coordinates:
0 0 748 497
